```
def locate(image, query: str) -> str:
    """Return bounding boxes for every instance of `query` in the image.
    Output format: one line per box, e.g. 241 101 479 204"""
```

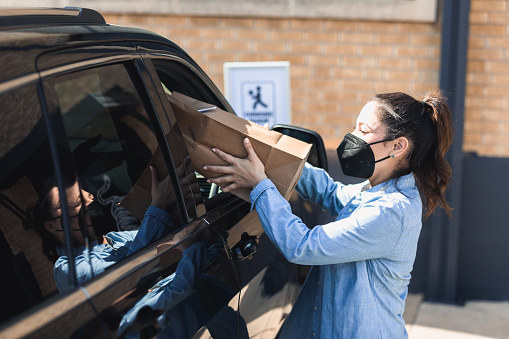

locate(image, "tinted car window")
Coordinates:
42 63 183 292
0 85 59 321
152 59 235 215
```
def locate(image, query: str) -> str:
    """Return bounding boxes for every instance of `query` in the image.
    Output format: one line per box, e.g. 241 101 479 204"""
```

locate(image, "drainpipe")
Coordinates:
427 0 470 301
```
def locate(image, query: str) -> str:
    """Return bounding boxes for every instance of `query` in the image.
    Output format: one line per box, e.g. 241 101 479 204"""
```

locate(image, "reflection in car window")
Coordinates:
0 85 58 322
153 60 235 217
45 63 182 291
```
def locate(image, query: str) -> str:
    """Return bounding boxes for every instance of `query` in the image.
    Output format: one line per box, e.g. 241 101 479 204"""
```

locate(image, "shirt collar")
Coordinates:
362 172 416 193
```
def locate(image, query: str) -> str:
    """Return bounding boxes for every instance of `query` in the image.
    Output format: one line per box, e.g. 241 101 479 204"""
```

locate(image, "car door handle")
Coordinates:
231 232 258 261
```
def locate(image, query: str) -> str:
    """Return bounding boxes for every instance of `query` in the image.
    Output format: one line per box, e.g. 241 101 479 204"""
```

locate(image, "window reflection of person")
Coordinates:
39 166 174 293
116 223 244 339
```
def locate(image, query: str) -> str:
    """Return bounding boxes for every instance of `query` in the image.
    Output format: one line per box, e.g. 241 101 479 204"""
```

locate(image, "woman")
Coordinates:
31 166 174 293
203 91 453 338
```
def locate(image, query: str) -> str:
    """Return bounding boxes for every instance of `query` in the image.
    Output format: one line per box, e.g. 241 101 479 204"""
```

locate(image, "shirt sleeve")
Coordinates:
296 162 363 217
251 179 403 265
53 243 112 293
127 205 174 255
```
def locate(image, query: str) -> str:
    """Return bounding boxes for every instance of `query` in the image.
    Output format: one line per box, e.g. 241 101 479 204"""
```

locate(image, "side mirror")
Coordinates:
272 124 328 172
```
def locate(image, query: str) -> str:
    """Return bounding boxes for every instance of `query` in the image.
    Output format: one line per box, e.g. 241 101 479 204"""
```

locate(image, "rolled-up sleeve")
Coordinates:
250 179 403 265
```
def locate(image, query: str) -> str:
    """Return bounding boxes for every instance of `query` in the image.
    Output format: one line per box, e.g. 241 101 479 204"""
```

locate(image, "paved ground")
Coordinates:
404 294 509 339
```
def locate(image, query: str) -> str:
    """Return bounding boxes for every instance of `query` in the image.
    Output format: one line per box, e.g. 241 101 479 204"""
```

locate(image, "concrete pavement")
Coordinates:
404 294 509 339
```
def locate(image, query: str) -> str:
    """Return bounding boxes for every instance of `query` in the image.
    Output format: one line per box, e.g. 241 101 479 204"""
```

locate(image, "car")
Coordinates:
0 7 328 338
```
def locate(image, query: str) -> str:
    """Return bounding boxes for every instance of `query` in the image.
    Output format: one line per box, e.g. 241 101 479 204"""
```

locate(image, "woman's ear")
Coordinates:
391 137 410 158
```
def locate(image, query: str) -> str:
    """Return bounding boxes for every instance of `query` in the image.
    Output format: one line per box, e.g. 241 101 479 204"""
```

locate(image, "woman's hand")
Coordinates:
204 138 268 192
150 165 174 210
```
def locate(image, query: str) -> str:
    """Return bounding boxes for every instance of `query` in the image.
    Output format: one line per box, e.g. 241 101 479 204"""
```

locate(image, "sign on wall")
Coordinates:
224 61 291 127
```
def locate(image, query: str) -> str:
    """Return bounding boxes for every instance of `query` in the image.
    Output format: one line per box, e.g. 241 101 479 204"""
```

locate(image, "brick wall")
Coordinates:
104 13 442 150
107 6 509 157
466 0 509 156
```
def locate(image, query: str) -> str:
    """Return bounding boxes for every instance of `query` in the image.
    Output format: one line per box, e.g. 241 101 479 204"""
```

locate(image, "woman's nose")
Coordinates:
81 189 94 205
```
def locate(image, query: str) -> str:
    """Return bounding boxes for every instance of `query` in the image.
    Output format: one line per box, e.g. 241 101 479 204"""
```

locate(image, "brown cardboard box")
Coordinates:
168 92 311 201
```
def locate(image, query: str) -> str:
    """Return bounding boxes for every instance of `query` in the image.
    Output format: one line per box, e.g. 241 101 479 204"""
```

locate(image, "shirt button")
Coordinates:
314 306 318 311
348 208 353 212
312 332 316 337
317 280 321 285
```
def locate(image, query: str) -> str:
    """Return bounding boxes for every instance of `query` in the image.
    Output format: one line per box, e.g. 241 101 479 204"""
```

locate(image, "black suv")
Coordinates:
0 8 328 338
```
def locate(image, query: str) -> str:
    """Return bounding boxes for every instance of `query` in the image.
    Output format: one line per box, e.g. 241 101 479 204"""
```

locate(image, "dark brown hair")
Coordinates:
372 91 453 219
27 187 60 262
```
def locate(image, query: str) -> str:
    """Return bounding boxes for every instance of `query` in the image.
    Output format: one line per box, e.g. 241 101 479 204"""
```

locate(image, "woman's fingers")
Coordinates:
219 182 237 192
211 147 236 164
202 164 231 174
243 138 256 159
207 174 235 185
150 165 160 188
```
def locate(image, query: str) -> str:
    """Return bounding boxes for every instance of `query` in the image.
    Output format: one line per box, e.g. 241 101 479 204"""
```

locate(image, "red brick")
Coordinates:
189 17 220 27
223 18 255 29
290 18 323 31
236 30 269 40
332 68 363 79
486 37 509 48
486 61 509 72
379 58 411 70
468 48 505 61
305 31 338 42
471 0 506 12
309 55 340 66
254 41 287 53
411 35 440 46
325 44 357 55
256 19 289 30
470 12 489 24
343 57 376 68
377 34 410 45
487 12 509 24
470 24 506 36
467 61 486 72
221 40 251 52
416 59 440 70
341 33 374 44
290 42 321 54
360 22 395 33
396 23 435 34
326 21 361 32
272 31 304 41
468 36 487 49
360 45 393 57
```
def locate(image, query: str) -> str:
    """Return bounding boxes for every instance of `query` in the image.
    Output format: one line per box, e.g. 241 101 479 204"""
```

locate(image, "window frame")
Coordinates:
38 54 191 285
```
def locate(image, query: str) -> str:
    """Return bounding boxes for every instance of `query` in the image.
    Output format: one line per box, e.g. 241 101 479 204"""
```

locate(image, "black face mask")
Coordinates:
336 133 392 178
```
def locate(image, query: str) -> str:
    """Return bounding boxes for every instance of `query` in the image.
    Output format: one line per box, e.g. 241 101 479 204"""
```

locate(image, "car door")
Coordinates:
38 48 250 338
139 50 307 338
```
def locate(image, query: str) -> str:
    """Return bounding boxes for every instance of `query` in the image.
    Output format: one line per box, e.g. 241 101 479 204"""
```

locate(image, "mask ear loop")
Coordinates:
369 138 394 163
374 155 391 163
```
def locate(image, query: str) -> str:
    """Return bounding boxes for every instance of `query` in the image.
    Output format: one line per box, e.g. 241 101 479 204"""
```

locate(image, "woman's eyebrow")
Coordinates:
360 122 374 131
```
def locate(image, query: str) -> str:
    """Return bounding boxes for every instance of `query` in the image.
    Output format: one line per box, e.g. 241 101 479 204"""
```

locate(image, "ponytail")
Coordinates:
373 90 453 219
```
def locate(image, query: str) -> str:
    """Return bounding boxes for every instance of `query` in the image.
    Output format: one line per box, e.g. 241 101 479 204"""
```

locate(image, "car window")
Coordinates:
151 59 237 216
0 85 61 322
42 63 184 292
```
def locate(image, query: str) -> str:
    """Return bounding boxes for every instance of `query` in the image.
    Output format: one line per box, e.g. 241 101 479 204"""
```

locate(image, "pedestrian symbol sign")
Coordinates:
224 61 291 127
241 82 275 126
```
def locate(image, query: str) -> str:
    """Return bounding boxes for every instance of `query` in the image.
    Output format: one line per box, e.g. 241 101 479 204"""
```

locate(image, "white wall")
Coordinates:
0 0 437 22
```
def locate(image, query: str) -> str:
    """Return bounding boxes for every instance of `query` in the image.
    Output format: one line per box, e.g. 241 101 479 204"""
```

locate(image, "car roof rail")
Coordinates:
0 7 106 28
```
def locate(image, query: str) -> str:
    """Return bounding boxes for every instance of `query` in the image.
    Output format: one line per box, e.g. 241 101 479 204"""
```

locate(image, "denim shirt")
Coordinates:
54 205 173 293
250 163 422 338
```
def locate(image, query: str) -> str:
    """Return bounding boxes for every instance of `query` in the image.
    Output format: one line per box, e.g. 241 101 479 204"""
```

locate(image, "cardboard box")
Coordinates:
168 92 311 201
